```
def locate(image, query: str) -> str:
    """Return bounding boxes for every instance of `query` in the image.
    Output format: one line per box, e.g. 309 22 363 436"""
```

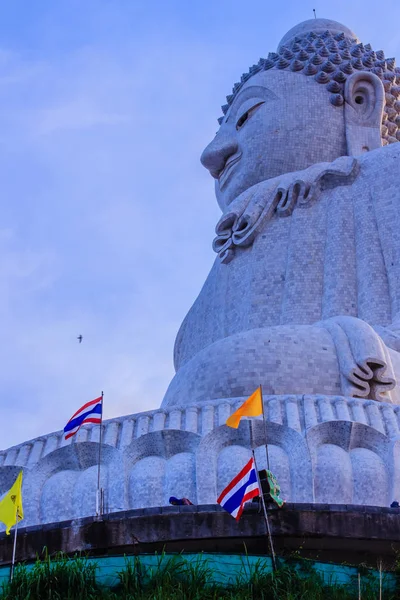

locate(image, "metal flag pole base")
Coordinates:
252 449 277 572
96 488 104 517
96 391 104 518
10 509 19 582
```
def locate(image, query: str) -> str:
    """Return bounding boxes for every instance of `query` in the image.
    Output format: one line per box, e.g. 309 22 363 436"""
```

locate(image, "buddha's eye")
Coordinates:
236 111 249 130
236 102 264 131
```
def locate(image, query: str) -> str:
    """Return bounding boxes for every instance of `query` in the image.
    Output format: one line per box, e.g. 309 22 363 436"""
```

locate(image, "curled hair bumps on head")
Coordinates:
218 29 400 146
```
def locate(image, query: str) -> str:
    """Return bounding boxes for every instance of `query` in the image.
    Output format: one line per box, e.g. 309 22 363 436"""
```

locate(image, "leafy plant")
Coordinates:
0 549 397 600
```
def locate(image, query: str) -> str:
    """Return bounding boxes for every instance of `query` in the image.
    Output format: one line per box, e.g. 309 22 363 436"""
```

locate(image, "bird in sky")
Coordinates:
77 335 83 343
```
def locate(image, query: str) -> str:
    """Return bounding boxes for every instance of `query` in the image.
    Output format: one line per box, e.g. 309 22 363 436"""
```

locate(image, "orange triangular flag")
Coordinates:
226 387 263 428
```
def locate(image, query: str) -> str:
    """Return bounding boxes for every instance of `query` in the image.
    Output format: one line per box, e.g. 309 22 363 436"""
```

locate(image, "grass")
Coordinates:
0 550 396 600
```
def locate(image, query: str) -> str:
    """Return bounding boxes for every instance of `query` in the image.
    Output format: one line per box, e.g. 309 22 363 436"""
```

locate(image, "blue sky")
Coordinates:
1 0 400 449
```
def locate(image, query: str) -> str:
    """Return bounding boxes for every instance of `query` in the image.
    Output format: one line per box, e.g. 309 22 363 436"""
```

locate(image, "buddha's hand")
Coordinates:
321 316 395 401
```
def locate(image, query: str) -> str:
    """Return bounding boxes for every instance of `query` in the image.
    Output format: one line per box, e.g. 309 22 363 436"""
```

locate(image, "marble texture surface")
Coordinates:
2 18 400 528
1 393 400 529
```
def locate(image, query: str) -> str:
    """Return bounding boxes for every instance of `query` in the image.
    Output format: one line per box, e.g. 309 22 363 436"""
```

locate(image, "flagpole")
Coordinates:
260 385 270 471
96 391 104 517
252 448 277 572
10 507 18 582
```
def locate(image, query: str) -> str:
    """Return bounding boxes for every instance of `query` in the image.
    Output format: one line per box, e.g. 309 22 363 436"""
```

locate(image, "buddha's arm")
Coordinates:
374 322 400 353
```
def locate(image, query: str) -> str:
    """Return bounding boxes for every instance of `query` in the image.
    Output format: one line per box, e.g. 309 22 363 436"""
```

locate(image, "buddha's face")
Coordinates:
201 70 347 210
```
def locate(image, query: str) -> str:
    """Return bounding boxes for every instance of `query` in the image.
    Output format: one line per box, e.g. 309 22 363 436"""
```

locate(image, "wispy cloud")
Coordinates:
0 19 223 450
0 0 399 450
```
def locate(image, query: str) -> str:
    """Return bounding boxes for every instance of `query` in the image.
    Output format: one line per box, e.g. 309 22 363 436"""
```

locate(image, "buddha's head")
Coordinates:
201 19 400 210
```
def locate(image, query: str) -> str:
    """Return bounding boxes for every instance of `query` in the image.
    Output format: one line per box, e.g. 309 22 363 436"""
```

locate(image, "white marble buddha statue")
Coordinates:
162 18 400 408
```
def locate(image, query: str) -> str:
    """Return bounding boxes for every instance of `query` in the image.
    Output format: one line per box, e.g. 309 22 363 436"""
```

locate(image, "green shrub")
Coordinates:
0 550 396 600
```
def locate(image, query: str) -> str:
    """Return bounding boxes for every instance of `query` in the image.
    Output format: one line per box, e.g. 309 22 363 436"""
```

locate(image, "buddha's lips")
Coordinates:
218 153 242 189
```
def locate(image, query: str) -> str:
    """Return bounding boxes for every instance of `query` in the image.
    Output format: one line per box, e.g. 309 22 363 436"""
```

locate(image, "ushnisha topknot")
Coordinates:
219 27 400 146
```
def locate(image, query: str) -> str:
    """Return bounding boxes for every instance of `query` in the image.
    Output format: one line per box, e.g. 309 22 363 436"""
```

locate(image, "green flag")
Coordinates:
266 470 285 508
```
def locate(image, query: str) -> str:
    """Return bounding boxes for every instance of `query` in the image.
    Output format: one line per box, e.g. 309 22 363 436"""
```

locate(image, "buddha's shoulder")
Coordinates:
358 143 400 180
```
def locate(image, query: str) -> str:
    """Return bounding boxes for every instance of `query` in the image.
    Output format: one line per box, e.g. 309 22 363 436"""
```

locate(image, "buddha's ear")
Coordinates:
344 71 385 156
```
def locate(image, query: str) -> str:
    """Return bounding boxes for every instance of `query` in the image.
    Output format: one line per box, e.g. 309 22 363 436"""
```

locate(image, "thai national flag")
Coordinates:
217 457 260 521
64 396 103 440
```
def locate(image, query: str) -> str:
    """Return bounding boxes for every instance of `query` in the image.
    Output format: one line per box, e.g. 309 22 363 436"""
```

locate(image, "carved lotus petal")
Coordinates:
341 48 351 60
314 71 330 84
362 55 374 68
319 47 330 58
276 57 290 69
327 80 342 93
322 60 336 73
262 59 275 71
303 62 318 76
333 70 347 83
351 46 362 58
283 49 294 60
311 54 323 65
384 72 396 83
297 49 309 61
352 58 363 70
340 61 354 74
290 59 304 72
339 39 351 49
334 32 345 41
330 93 344 106
328 42 339 53
330 53 342 65
372 66 384 79
391 86 400 98
249 64 261 75
387 58 396 71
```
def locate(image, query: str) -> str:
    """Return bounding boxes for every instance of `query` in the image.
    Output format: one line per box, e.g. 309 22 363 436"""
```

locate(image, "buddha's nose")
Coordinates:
200 129 239 179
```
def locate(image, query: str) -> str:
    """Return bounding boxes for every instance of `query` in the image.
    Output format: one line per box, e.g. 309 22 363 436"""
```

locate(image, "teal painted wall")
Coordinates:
0 553 396 590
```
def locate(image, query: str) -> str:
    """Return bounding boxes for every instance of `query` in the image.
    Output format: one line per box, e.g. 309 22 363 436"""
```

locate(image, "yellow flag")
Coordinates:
226 387 263 428
0 471 24 534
